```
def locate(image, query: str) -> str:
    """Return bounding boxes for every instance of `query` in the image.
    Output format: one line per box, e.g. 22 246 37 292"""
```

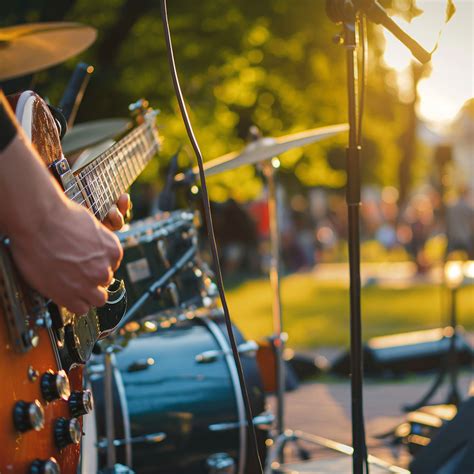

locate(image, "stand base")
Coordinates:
265 430 407 473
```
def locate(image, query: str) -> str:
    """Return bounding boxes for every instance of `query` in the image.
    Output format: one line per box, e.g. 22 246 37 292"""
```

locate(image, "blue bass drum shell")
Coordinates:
91 315 267 473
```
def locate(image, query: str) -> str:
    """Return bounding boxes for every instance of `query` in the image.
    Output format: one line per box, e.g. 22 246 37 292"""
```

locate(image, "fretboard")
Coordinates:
72 116 160 221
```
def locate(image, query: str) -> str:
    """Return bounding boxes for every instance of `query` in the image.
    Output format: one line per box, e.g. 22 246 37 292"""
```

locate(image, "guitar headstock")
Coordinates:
128 98 159 126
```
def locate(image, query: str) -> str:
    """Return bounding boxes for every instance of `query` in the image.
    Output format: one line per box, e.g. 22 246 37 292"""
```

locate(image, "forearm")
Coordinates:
0 94 69 236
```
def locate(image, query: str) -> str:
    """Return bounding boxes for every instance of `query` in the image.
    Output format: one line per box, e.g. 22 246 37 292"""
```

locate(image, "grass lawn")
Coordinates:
225 273 474 348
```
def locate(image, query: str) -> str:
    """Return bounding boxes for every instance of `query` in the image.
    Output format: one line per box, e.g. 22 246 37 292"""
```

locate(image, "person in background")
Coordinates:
445 186 474 259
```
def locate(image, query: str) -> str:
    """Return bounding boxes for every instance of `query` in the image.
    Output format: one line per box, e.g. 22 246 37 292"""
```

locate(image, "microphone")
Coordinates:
358 0 431 64
326 0 431 64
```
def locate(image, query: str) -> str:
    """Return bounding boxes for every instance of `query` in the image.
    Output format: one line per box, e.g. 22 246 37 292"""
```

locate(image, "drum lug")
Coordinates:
206 453 236 474
208 411 275 432
126 357 155 372
195 340 259 363
97 432 166 449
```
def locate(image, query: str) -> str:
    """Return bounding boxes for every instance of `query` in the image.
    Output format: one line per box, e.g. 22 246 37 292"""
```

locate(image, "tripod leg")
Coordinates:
403 365 447 412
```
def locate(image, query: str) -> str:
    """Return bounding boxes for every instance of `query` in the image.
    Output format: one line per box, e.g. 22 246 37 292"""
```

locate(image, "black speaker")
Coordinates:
330 327 473 377
410 397 474 474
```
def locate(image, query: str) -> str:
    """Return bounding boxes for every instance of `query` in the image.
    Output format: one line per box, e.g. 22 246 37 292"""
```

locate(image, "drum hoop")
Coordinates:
201 316 247 474
112 353 133 468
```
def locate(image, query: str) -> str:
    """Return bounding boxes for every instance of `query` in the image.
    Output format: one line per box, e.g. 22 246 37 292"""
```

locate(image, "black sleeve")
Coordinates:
0 90 18 151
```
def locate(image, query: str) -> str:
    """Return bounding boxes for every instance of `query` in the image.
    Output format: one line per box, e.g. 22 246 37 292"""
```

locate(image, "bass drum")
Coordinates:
90 311 269 474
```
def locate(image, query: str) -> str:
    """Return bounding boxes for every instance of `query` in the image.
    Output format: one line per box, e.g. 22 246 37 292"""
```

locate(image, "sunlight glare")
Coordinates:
382 0 473 125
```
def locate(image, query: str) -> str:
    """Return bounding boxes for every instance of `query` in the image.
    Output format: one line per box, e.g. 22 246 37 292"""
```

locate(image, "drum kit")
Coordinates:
79 125 349 473
0 19 349 474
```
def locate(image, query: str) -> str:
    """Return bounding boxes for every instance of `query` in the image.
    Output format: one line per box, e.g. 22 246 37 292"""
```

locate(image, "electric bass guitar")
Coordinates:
0 91 160 473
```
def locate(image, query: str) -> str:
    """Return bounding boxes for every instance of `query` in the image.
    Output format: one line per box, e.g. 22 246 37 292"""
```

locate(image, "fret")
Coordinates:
127 140 140 179
139 129 149 166
104 154 120 203
72 118 158 222
99 158 115 213
123 145 136 185
118 147 131 189
85 169 101 217
122 145 133 188
113 151 127 195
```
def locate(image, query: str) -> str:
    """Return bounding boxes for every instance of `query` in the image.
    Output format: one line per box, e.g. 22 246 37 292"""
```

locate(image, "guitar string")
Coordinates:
62 124 147 207
66 131 156 218
62 120 150 196
63 121 157 207
63 118 149 194
91 145 158 219
74 144 158 219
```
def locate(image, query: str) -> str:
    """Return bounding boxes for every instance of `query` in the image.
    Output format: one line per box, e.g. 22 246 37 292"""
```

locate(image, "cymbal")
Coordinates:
62 118 131 155
176 123 348 180
0 22 97 81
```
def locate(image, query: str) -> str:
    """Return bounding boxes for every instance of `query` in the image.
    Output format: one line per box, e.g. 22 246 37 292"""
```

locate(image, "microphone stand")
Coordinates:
325 1 431 473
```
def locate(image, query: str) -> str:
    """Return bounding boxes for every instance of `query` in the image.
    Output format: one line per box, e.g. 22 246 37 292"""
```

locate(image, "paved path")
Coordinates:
270 373 472 470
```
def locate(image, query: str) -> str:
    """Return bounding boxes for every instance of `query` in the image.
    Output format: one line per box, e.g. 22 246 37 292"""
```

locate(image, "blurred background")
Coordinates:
2 0 472 349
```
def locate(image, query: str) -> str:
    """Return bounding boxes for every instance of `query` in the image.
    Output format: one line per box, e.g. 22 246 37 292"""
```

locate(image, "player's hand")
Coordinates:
9 198 123 315
102 193 131 231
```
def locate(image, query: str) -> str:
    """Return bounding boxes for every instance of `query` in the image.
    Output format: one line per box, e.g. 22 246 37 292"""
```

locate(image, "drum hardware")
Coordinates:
209 412 275 432
156 240 170 267
174 125 348 181
174 120 349 469
117 244 197 328
206 453 236 474
115 211 213 322
163 281 180 307
90 311 267 473
265 430 410 474
97 432 167 449
126 357 155 373
195 340 259 363
100 464 135 474
104 347 119 469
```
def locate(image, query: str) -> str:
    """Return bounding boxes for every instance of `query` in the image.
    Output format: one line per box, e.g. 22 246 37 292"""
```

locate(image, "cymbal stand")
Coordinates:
261 160 319 472
262 161 285 436
104 347 117 469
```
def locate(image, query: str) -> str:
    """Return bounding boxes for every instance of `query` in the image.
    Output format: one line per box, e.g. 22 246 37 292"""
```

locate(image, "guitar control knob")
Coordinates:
54 417 81 449
41 370 71 402
13 400 45 432
30 457 60 474
68 390 94 417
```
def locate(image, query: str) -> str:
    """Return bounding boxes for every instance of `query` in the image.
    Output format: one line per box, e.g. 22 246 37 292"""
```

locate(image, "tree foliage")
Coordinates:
2 1 416 201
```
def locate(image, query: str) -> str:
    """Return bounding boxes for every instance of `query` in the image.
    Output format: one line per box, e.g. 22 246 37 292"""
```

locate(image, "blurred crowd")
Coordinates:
206 183 473 276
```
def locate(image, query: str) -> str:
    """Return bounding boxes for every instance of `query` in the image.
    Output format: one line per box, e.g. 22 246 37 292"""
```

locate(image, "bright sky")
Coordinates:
382 0 473 126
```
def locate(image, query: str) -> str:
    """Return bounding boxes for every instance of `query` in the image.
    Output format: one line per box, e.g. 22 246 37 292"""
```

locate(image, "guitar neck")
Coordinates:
72 117 159 221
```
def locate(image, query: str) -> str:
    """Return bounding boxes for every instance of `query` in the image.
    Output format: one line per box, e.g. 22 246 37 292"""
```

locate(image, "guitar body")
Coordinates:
0 325 82 473
0 92 82 473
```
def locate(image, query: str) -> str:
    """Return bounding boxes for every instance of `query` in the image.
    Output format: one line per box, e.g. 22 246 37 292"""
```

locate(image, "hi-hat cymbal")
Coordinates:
0 22 97 81
62 118 131 155
176 123 348 181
